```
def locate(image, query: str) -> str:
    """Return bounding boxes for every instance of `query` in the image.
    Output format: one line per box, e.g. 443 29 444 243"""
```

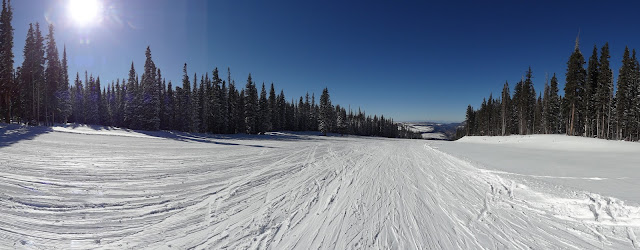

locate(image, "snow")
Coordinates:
430 134 640 205
420 132 447 140
1 125 639 249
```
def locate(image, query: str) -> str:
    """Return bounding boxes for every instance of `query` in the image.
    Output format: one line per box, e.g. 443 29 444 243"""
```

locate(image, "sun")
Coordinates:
68 0 103 26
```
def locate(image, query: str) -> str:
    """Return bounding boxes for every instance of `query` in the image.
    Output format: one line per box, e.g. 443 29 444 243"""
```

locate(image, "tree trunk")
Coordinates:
570 103 575 136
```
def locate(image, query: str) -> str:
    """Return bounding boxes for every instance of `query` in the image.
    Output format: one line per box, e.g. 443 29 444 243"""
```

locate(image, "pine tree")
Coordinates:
584 45 599 137
72 73 83 124
44 24 61 125
57 45 71 123
227 79 238 133
319 87 332 135
564 37 586 136
259 82 269 133
595 43 613 139
268 83 277 130
139 46 159 130
32 23 45 124
220 79 228 133
0 0 13 123
164 81 174 130
124 62 138 129
19 24 35 123
501 81 510 135
244 74 258 134
180 63 192 132
191 73 200 132
616 47 632 140
549 74 561 133
630 50 640 141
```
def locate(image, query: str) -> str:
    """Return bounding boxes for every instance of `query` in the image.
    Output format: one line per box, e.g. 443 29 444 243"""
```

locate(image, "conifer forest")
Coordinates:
458 39 640 142
0 2 419 139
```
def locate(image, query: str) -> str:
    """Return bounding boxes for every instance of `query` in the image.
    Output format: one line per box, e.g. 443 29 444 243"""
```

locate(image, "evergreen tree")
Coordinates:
227 79 238 133
57 45 71 123
124 62 139 129
630 50 640 141
191 72 200 132
72 73 83 123
549 74 561 133
244 74 258 134
0 0 13 122
140 46 159 130
19 24 35 123
585 45 599 137
44 24 61 125
259 82 269 133
564 37 586 136
180 63 192 132
269 83 277 130
319 87 332 135
164 81 174 130
501 81 510 135
596 43 613 139
616 47 632 140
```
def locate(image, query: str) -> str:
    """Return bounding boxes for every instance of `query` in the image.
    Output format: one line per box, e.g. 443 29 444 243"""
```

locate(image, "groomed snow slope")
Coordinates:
430 135 640 206
1 125 639 249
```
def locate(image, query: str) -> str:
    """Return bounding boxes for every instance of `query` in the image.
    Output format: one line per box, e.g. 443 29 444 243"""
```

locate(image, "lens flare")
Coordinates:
68 0 103 27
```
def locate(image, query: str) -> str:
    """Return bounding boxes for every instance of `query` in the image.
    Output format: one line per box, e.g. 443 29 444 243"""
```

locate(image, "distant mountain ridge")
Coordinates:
402 122 462 140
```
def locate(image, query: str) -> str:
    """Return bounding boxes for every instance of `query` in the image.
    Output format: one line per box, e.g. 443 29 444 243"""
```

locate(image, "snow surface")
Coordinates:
430 135 640 206
1 125 639 249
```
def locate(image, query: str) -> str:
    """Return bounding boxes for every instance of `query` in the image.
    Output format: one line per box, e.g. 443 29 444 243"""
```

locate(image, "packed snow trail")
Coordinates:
0 125 639 249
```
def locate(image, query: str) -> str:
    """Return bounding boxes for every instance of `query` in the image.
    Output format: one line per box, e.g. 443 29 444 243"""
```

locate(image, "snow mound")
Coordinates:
52 124 159 139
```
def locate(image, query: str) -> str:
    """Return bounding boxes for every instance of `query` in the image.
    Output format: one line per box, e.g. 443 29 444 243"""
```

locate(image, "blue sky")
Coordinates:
10 0 640 122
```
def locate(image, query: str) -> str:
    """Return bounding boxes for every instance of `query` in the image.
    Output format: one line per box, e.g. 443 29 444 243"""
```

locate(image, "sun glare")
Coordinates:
68 0 103 26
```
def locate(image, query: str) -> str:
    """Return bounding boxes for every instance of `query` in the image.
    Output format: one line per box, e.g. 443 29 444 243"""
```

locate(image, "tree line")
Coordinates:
456 37 640 141
0 2 419 139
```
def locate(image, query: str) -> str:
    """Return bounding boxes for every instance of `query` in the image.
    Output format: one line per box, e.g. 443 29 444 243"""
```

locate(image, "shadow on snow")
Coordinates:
0 123 52 148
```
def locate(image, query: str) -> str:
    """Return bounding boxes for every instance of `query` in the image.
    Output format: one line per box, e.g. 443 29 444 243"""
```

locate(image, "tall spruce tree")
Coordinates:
140 47 159 130
585 45 599 137
596 43 613 139
259 82 269 133
44 24 61 125
0 0 13 122
319 87 332 135
549 74 561 133
57 45 71 123
500 81 510 135
564 37 586 136
123 62 138 129
244 74 258 134
616 47 632 140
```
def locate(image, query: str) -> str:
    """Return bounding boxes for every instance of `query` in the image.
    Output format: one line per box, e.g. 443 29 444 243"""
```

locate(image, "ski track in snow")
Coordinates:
0 126 639 249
